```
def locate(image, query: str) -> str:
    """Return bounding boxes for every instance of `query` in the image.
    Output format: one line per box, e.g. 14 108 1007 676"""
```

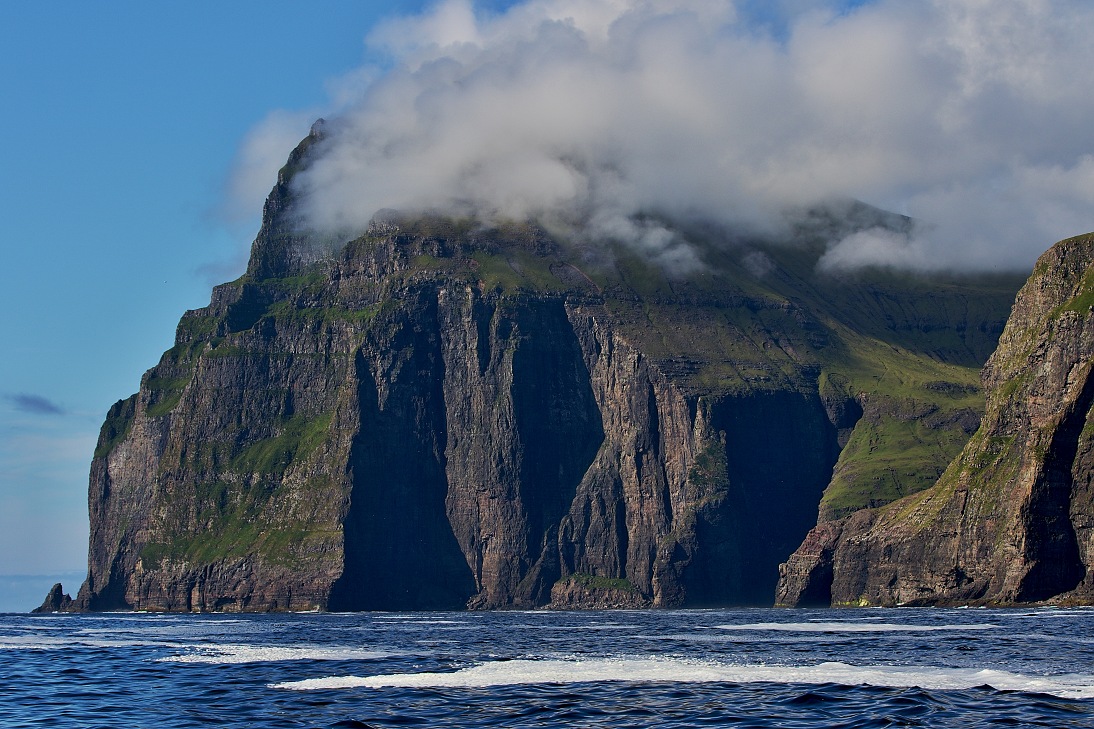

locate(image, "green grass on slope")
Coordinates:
139 476 342 568
815 326 984 520
231 413 333 476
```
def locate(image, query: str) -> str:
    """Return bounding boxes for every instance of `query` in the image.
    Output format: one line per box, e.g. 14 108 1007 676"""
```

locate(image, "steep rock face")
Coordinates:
777 233 1094 607
75 268 834 611
66 135 1022 612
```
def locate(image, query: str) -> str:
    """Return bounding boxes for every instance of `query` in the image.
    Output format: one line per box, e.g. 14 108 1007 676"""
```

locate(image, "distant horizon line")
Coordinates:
1 570 85 579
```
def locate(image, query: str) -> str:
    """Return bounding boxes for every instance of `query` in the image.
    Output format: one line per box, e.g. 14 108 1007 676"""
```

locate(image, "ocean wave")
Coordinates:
270 657 1094 699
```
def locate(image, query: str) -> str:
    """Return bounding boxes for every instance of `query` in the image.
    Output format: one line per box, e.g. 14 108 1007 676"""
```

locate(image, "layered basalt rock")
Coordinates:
56 133 1022 612
776 233 1094 607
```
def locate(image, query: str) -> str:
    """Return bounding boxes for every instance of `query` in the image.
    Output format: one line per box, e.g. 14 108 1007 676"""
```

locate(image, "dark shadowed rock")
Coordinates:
33 583 73 613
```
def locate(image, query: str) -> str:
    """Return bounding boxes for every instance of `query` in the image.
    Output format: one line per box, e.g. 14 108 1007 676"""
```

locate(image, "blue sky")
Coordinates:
1 0 1091 612
0 1 433 609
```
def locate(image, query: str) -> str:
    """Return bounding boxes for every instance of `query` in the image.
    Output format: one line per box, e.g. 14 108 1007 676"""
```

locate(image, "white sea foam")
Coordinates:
269 657 1094 699
159 644 393 664
714 622 997 633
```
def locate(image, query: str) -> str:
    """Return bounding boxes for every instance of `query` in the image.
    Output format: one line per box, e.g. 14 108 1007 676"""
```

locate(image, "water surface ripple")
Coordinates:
3 608 1093 727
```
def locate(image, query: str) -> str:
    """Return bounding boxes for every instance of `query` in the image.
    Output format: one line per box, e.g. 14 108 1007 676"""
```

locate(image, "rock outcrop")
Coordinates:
777 233 1094 607
549 574 652 609
61 132 1023 612
33 583 73 613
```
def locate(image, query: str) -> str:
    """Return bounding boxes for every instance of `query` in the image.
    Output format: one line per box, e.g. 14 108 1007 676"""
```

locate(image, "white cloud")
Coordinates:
224 109 319 223
817 227 925 272
244 0 1094 272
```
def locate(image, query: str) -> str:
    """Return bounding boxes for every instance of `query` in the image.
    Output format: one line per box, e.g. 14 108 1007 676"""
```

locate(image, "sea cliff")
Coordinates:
58 134 1023 611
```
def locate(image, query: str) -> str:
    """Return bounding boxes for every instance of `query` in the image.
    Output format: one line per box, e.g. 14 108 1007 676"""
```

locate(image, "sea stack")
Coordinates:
33 583 74 613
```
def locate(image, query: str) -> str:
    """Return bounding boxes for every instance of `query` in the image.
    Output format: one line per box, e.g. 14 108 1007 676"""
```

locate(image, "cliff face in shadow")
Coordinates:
60 134 1023 612
777 233 1094 607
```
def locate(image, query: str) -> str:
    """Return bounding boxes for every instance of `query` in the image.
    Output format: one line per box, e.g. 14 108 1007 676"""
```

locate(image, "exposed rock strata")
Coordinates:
777 233 1094 607
60 134 1021 612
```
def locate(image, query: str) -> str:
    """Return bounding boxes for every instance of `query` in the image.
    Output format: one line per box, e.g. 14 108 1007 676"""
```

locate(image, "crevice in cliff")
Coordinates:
647 383 662 462
85 552 133 611
330 299 475 610
475 297 495 376
1016 364 1094 601
509 299 605 603
699 391 842 605
613 496 630 578
819 373 863 450
225 284 272 333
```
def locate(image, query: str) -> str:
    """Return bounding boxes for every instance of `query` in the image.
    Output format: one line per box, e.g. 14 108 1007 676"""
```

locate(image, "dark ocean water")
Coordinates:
3 608 1094 728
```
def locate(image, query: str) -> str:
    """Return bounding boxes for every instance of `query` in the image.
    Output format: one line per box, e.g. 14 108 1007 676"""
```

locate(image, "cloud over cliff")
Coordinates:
246 0 1094 272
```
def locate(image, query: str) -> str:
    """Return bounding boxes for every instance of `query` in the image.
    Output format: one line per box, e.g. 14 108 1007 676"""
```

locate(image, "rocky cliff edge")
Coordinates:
777 232 1094 607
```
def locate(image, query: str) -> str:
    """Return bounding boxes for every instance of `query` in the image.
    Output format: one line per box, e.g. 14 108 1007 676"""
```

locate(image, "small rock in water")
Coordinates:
32 583 73 613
